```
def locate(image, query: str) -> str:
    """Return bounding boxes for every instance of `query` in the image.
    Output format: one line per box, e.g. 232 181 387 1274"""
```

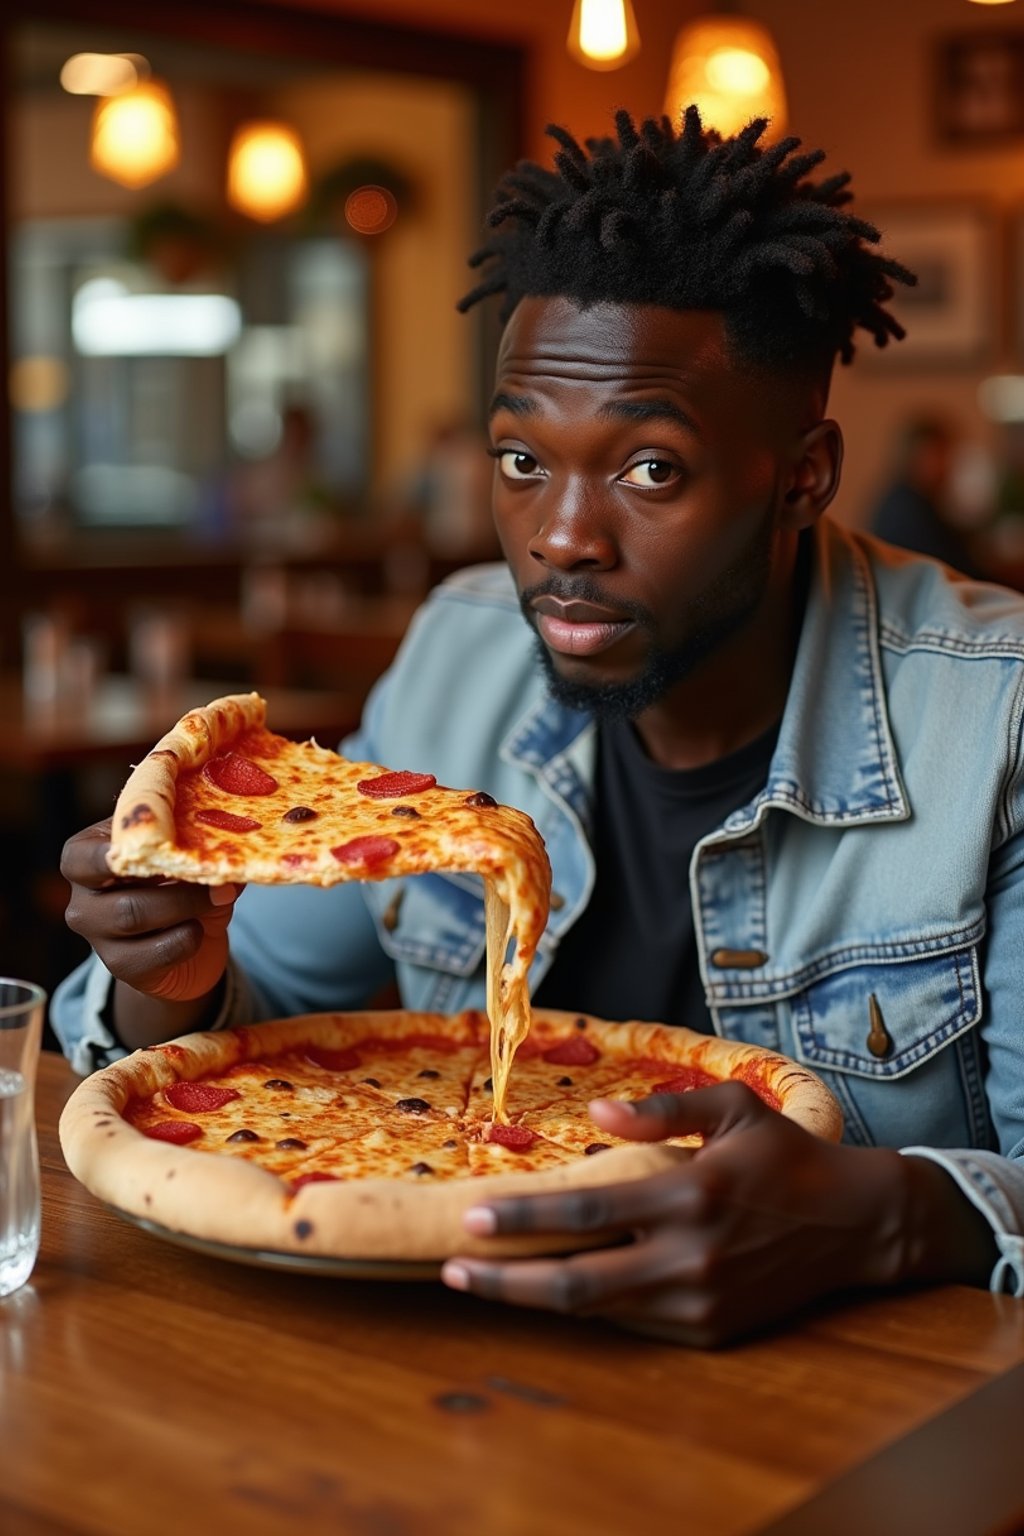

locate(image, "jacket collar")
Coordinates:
754 517 909 828
500 517 909 829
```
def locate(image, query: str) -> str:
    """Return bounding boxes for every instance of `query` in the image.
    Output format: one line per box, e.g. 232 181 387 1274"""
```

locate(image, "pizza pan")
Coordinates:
111 1205 443 1280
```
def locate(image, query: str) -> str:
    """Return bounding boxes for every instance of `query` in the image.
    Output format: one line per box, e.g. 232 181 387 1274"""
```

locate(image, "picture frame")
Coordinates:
857 201 999 368
934 32 1024 145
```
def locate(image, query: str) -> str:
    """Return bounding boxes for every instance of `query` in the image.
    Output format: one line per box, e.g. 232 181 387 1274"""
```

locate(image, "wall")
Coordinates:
277 0 1024 528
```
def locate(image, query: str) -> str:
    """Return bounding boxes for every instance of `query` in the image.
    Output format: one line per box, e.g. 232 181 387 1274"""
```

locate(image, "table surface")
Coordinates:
4 1052 1024 1536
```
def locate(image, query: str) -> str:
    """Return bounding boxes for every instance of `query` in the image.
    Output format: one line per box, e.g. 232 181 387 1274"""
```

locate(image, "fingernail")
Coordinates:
463 1205 497 1235
442 1262 471 1290
592 1096 636 1114
209 884 238 906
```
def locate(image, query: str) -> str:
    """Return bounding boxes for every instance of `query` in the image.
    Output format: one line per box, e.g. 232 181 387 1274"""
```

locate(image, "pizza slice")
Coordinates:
105 692 551 1122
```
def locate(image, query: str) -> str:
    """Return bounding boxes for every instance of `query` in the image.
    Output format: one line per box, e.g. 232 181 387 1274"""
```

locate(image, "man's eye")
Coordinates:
498 450 541 479
621 459 679 488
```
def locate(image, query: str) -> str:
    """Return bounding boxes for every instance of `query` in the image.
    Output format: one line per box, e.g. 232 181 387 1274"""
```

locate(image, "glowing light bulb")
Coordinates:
567 0 641 71
665 16 787 139
90 81 179 190
226 122 308 223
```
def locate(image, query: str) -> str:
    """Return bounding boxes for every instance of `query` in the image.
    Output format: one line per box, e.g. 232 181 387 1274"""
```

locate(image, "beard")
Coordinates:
521 516 776 723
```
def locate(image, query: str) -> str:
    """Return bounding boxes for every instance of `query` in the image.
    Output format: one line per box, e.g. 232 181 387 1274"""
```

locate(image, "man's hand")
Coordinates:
61 819 244 1042
441 1083 968 1347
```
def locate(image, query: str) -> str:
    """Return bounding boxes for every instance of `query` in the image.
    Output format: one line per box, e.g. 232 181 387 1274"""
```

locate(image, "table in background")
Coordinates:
3 1052 1023 1536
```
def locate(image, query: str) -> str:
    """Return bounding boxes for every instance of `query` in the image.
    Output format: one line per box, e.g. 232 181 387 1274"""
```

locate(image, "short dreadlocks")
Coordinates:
458 107 915 378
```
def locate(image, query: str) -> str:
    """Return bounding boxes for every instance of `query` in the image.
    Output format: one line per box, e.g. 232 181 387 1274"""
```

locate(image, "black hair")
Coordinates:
458 107 916 378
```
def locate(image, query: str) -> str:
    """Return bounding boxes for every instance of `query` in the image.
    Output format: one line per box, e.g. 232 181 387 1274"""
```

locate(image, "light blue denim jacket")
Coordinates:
52 517 1024 1295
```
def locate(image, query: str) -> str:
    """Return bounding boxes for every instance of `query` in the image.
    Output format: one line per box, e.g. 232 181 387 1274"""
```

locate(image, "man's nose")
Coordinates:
526 480 617 570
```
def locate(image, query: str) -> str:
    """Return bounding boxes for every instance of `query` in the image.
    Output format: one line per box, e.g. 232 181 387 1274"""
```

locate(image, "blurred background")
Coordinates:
3 0 1024 1012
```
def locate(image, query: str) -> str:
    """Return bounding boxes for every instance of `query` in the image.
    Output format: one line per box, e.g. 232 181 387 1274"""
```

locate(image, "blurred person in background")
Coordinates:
869 412 982 576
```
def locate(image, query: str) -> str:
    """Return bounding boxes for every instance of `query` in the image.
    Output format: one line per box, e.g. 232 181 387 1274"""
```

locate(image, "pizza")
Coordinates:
58 1007 843 1263
104 691 551 1121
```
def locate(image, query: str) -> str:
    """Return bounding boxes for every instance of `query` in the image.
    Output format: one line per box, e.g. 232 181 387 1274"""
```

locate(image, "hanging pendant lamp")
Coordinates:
566 0 641 71
664 13 787 138
90 79 180 190
226 121 309 223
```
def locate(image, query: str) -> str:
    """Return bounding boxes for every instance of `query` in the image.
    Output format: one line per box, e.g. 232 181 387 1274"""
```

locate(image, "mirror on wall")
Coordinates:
4 5 522 568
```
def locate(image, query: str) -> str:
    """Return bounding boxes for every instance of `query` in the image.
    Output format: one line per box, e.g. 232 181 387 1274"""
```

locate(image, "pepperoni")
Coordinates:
356 771 437 799
203 752 278 796
290 1171 341 1191
487 1124 538 1150
143 1120 203 1144
196 808 263 833
281 852 310 867
301 1046 362 1072
542 1035 600 1067
651 1068 718 1095
330 836 401 867
164 1082 241 1113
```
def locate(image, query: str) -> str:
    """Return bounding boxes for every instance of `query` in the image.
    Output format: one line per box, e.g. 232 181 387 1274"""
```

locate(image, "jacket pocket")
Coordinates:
363 873 487 978
792 945 981 1079
788 945 992 1149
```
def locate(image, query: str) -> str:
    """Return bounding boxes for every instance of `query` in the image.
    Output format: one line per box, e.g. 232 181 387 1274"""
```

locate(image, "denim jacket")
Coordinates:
52 517 1024 1295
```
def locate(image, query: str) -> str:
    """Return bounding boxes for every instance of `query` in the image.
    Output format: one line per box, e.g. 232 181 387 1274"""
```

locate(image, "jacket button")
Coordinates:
709 948 769 969
381 889 405 932
866 993 894 1058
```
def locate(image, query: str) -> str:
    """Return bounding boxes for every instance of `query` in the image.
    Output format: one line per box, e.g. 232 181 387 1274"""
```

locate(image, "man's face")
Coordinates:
489 296 814 723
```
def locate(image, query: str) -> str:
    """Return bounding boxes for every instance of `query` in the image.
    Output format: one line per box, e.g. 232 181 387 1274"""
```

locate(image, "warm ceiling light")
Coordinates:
226 121 309 223
90 80 180 190
664 14 787 139
567 0 640 70
344 185 398 235
966 1 1017 6
61 52 149 96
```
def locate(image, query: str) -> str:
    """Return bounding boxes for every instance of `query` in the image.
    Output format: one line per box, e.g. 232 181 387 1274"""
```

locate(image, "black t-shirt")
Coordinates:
533 717 778 1033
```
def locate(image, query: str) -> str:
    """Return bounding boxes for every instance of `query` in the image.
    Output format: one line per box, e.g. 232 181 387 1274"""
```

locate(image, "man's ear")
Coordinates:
779 419 844 531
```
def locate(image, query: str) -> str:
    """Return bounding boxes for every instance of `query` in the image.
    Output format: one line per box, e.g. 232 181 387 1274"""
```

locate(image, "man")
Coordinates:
54 109 1024 1343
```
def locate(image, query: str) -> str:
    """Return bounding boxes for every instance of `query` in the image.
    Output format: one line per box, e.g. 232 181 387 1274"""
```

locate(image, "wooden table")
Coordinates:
4 1054 1023 1536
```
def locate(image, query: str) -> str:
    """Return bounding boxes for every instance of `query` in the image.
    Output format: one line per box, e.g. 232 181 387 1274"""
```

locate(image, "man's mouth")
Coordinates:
530 596 637 657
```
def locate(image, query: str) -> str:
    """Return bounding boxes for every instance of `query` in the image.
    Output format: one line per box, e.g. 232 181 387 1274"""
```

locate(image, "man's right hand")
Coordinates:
61 819 244 1043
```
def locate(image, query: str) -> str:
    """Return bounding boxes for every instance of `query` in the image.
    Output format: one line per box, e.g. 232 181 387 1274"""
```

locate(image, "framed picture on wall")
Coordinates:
857 201 999 368
934 33 1024 144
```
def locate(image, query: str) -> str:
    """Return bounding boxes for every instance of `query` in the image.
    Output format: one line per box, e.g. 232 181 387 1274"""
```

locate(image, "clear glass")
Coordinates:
0 980 45 1298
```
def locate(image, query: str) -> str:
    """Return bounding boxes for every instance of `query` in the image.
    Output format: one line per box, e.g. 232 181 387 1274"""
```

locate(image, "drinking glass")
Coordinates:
0 980 45 1297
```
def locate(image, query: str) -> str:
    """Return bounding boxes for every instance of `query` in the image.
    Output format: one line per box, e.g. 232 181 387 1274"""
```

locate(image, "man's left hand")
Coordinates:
441 1083 909 1346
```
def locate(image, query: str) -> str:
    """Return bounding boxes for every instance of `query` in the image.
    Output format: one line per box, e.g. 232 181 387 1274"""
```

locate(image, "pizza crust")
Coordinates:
107 692 267 867
58 1009 843 1262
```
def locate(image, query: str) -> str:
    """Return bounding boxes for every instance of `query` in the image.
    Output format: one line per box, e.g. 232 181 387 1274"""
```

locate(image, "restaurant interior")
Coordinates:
5 5 1024 1531
2 0 1024 1014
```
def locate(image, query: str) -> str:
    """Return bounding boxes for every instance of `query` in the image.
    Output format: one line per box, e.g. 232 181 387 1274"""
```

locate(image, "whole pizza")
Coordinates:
59 1007 843 1263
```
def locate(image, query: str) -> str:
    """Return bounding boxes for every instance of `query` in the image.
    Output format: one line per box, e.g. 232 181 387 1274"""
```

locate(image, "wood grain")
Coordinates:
3 1051 1023 1536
